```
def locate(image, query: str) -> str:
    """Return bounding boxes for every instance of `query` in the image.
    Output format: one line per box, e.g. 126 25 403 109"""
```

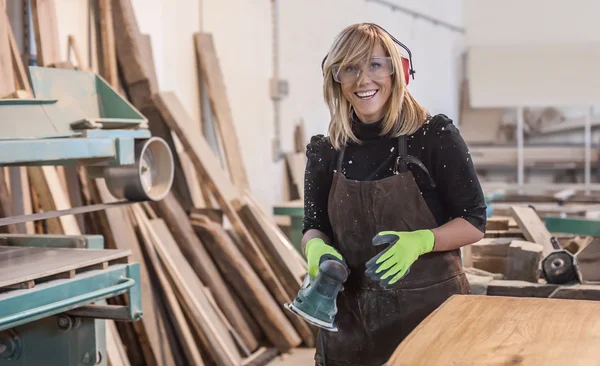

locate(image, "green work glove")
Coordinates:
305 238 344 279
365 230 435 288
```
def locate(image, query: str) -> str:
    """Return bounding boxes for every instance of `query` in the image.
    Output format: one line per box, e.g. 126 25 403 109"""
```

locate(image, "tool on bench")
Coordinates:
285 254 349 331
540 237 582 284
0 66 174 365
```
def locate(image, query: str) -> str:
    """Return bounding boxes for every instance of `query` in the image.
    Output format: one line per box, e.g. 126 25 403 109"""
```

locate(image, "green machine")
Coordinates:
0 67 174 365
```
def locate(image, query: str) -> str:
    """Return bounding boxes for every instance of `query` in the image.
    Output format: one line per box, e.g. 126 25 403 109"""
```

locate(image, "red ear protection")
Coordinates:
401 56 411 85
322 23 415 85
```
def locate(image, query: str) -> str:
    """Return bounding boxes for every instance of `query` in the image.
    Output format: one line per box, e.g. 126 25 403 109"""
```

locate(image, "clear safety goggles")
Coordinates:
332 56 395 84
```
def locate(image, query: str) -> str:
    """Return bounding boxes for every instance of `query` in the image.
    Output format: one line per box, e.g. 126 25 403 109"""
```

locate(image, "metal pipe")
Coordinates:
271 0 283 162
585 106 592 190
0 278 135 331
365 0 465 34
517 107 525 189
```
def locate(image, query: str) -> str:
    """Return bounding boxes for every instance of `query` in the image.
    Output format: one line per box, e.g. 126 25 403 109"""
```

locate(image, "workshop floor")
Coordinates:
268 348 315 365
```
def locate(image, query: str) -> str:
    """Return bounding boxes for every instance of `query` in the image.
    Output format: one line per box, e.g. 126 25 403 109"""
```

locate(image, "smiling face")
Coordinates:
340 43 392 123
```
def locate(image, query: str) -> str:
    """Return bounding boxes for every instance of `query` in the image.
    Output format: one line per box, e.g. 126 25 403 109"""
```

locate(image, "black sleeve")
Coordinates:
302 135 336 239
426 116 487 233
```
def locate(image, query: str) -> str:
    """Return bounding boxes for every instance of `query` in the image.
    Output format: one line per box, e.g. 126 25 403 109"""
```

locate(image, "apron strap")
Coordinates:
336 145 346 172
335 133 436 189
394 135 437 188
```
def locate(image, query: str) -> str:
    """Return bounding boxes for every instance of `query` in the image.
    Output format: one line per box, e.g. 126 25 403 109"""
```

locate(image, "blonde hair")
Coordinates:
322 23 429 149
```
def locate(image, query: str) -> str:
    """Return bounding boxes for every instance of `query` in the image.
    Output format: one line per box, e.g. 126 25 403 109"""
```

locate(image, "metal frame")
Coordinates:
515 106 595 191
0 263 141 332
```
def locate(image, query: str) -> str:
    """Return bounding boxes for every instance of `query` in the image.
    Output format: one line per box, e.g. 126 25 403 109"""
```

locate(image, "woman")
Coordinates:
302 23 487 365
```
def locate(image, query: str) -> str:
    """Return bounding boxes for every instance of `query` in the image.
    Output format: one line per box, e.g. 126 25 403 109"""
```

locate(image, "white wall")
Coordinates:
464 0 600 108
8 0 466 214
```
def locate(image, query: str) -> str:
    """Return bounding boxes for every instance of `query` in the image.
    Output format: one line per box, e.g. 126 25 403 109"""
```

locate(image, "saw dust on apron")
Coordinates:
315 134 471 366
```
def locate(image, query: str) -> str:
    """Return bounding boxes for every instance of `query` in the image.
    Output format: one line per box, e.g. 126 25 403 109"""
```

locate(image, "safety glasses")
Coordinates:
332 56 394 84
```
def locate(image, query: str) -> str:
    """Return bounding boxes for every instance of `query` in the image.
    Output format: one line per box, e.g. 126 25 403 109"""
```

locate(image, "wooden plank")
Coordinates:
95 0 118 86
138 34 157 93
245 194 307 273
154 91 304 347
194 32 249 192
470 238 511 275
0 246 130 288
151 193 259 352
90 179 175 366
145 217 242 366
486 280 559 298
0 167 17 234
9 166 34 234
575 238 600 283
234 198 304 295
293 121 306 154
242 347 279 366
153 92 239 201
131 206 205 366
192 215 303 352
549 285 600 301
0 0 15 96
106 320 131 366
485 217 509 231
284 153 305 200
388 295 600 365
30 0 61 66
111 0 152 106
505 240 543 282
111 0 193 211
5 11 30 94
203 287 251 357
509 206 554 256
27 166 80 235
494 202 600 217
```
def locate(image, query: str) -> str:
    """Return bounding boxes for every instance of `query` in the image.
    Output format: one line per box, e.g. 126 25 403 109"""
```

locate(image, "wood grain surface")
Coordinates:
0 246 130 288
388 295 600 366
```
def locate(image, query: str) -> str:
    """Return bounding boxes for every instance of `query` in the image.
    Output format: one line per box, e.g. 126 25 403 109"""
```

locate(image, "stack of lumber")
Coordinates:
1 1 312 365
463 205 600 302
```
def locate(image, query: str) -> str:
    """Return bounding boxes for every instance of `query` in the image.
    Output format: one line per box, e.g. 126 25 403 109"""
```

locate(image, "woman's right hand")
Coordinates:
305 238 344 278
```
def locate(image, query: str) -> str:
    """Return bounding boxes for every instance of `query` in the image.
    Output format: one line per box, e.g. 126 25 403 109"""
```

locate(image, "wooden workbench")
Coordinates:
388 294 600 365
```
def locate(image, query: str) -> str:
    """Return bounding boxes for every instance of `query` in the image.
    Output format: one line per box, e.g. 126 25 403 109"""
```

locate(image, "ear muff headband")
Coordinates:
321 23 415 85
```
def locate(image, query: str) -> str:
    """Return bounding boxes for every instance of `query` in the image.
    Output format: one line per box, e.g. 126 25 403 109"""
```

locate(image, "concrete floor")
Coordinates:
268 348 315 365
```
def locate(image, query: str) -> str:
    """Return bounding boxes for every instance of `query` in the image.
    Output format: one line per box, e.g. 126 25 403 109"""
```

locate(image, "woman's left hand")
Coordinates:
365 229 435 287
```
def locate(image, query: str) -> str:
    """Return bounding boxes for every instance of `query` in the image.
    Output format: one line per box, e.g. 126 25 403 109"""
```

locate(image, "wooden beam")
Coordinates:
194 32 249 193
144 216 242 366
0 0 15 96
509 206 554 256
89 179 175 366
193 215 304 352
30 0 61 66
151 193 259 352
95 0 117 86
505 240 543 282
131 205 205 366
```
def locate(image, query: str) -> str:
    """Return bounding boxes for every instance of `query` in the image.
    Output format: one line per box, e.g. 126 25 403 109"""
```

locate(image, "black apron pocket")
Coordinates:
356 273 471 365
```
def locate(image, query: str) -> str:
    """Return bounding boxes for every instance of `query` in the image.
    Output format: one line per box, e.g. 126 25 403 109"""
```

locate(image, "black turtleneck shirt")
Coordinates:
302 114 487 239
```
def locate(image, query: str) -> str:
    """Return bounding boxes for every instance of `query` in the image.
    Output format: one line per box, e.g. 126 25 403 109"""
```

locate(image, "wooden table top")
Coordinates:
388 294 600 366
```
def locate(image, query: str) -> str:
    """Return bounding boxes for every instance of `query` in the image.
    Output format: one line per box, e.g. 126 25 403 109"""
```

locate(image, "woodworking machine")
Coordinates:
0 67 174 365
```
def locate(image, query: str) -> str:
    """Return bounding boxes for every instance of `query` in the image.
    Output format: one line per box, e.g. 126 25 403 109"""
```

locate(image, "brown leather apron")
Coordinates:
315 135 471 366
